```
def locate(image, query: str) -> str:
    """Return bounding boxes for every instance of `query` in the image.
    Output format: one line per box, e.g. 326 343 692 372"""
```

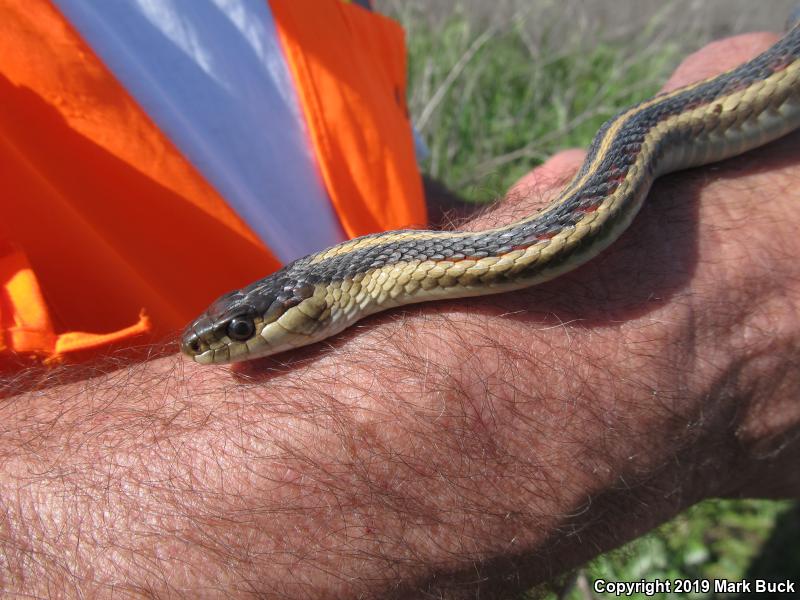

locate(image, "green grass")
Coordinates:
554 500 799 600
401 5 683 200
385 3 800 598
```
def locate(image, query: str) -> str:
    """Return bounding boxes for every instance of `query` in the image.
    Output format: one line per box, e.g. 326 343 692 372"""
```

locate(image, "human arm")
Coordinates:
1 32 799 599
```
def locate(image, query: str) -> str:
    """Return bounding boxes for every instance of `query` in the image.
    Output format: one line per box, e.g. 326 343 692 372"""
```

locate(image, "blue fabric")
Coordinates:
53 0 346 263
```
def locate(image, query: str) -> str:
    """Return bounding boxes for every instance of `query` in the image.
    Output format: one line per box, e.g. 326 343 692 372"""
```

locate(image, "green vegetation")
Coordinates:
401 6 683 200
549 500 799 600
387 4 800 598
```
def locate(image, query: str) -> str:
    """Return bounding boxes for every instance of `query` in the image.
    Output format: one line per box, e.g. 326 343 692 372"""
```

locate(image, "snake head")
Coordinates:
180 277 319 364
180 289 260 364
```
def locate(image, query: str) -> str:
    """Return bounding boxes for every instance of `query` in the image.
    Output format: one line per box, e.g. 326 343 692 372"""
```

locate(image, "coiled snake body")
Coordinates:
182 24 800 364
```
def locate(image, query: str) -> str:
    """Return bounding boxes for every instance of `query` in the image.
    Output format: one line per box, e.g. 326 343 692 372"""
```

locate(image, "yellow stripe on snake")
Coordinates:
182 24 800 364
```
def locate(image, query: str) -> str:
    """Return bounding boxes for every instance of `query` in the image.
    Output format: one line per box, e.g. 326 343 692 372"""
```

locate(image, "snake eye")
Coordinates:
227 317 255 341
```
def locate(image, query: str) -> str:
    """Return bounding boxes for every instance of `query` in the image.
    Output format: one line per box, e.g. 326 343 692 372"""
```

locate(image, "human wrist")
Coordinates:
441 134 800 501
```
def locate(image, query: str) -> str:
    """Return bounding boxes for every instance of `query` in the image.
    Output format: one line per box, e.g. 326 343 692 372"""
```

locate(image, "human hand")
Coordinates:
2 31 798 600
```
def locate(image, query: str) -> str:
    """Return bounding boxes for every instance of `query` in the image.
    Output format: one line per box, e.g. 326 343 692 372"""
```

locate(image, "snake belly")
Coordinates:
181 25 800 364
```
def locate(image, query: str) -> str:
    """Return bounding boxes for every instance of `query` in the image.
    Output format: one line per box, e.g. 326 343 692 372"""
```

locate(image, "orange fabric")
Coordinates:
0 0 423 369
0 0 280 366
269 0 427 238
0 241 56 356
1 241 151 361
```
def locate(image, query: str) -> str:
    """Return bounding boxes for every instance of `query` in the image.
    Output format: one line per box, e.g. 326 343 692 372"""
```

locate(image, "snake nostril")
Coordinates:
181 335 202 355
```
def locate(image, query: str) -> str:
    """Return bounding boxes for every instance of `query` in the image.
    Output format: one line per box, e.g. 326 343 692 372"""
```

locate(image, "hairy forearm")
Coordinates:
2 155 798 598
0 321 731 598
2 34 800 599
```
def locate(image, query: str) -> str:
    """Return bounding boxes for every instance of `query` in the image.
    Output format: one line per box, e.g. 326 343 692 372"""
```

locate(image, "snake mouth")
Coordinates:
180 333 203 355
180 314 232 363
191 348 217 365
180 327 239 364
180 334 235 365
180 331 217 364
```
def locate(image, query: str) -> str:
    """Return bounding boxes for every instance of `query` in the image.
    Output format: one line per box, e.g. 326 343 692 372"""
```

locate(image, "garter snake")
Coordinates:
181 24 800 365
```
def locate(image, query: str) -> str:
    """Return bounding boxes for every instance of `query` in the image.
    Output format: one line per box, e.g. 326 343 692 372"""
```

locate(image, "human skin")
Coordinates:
1 32 798 599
